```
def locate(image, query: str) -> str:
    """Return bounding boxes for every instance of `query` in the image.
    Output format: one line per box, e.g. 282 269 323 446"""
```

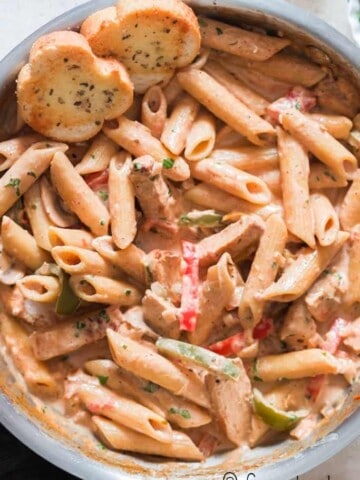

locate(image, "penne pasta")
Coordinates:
23 181 54 252
103 116 190 181
190 159 272 205
92 236 148 285
51 245 118 277
70 274 141 305
280 109 357 180
141 86 167 139
1 215 50 270
48 226 94 249
277 128 315 248
210 146 278 172
215 125 250 149
339 171 360 231
92 416 203 460
184 110 216 161
51 151 110 236
198 17 290 61
108 153 136 249
66 372 172 443
163 76 183 107
107 329 210 409
75 133 118 175
309 162 348 190
160 93 199 155
261 231 349 302
310 193 339 246
248 349 340 383
0 142 67 217
0 134 42 172
177 69 275 146
17 274 60 303
306 113 353 140
345 226 360 305
0 313 58 397
239 214 287 329
204 60 269 115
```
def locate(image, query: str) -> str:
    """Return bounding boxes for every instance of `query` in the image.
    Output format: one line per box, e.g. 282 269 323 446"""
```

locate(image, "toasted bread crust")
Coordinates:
17 31 133 142
81 0 201 93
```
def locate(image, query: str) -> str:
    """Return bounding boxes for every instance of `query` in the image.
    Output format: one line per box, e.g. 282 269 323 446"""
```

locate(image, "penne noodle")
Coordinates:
0 313 59 397
66 373 172 443
339 171 360 231
85 359 211 429
109 153 136 249
51 151 110 236
163 76 183 107
51 245 118 277
345 226 360 305
248 349 340 383
204 60 269 115
309 162 348 190
48 226 94 249
190 160 272 205
280 109 357 180
107 329 210 409
210 146 278 172
0 141 67 217
40 176 77 228
261 231 349 302
310 193 339 246
70 275 141 305
257 169 282 197
141 86 167 139
177 69 275 146
278 128 315 247
30 308 121 360
92 416 203 460
239 214 287 329
75 133 118 175
92 236 148 285
161 93 199 155
17 274 60 303
103 116 190 182
198 17 290 61
220 51 326 87
184 182 281 218
306 113 353 140
184 110 216 161
1 215 50 270
24 181 54 252
0 134 42 172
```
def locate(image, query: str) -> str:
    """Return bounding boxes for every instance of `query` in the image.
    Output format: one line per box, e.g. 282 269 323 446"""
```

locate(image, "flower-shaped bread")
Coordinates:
17 31 133 142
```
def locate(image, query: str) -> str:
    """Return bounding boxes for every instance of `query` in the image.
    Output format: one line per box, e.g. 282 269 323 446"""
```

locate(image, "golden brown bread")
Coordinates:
17 30 133 142
81 0 201 93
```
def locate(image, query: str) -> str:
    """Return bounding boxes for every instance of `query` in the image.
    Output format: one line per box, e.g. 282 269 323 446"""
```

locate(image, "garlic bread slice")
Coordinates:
17 31 133 142
81 0 201 93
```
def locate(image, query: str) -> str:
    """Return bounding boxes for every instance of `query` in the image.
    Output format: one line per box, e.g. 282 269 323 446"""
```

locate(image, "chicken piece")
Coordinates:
205 360 252 446
314 77 360 118
0 284 58 328
280 300 319 351
197 214 265 267
342 318 360 354
142 289 180 339
130 155 176 232
148 249 182 304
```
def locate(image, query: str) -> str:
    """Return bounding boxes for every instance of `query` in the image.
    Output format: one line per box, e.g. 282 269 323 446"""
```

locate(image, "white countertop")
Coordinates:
0 0 359 479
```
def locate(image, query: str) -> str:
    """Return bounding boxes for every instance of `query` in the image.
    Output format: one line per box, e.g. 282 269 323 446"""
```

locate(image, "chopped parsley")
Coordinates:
162 158 175 169
97 375 109 386
100 219 105 226
294 101 301 110
143 381 160 393
76 321 86 330
99 309 110 323
216 27 223 35
125 289 131 296
99 190 108 201
5 178 21 197
323 170 337 182
27 170 37 178
169 407 191 419
133 162 142 171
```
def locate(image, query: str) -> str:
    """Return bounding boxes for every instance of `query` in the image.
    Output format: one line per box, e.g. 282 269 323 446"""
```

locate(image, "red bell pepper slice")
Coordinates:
84 169 109 190
267 86 317 122
179 241 199 332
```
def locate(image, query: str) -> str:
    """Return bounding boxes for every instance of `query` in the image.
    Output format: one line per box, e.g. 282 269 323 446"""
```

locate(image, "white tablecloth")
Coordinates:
0 1 358 478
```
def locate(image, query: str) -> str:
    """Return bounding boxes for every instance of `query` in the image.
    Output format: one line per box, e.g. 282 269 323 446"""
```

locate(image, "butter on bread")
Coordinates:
81 0 201 93
17 31 133 142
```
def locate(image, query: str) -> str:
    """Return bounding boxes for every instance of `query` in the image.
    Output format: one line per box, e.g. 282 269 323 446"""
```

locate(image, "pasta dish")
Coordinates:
0 0 360 462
